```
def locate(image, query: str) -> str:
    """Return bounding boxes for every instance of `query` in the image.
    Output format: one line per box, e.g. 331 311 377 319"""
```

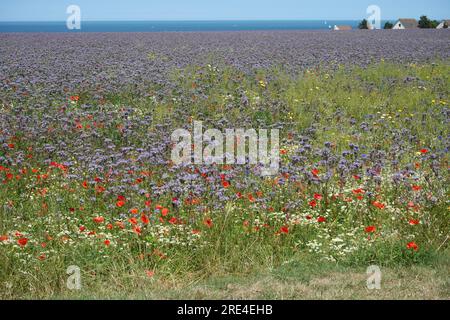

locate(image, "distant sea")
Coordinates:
0 20 391 32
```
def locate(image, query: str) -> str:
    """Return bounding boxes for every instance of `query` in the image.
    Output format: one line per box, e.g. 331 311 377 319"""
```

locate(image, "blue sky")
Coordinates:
0 0 449 21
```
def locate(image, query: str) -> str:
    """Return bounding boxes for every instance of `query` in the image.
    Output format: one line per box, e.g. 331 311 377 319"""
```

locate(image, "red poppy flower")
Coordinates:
49 162 67 171
161 208 169 216
79 226 86 232
313 193 323 200
93 216 104 223
128 217 138 225
141 215 150 224
305 215 312 220
352 188 364 194
372 201 385 209
409 219 419 225
280 226 289 234
18 237 28 247
169 217 178 224
406 241 418 251
317 216 326 223
420 149 428 154
117 195 126 201
145 270 155 277
95 185 106 193
106 223 113 230
204 218 213 228
412 185 422 191
247 194 255 202
311 169 319 177
365 225 376 233
116 200 125 208
309 200 317 208
115 221 125 229
130 208 139 214
222 180 230 188
104 239 111 246
133 226 142 235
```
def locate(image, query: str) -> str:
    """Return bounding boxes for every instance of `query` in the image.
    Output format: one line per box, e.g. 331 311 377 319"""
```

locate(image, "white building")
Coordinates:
436 20 449 29
392 19 418 29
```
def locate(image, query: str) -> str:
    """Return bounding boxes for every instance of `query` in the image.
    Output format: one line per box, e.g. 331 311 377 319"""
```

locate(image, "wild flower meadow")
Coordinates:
0 30 449 299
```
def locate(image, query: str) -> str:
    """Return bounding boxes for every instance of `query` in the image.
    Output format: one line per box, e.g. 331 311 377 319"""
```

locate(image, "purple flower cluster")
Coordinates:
1 30 449 101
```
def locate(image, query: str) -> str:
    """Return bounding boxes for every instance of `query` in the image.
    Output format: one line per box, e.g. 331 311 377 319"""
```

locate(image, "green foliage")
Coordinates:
384 21 394 29
358 19 369 29
418 15 440 28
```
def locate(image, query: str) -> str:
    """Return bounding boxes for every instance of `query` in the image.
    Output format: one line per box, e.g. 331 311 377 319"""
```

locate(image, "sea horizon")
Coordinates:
0 19 395 32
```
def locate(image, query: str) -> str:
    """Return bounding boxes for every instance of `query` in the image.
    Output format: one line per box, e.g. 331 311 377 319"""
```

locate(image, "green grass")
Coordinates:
4 253 447 300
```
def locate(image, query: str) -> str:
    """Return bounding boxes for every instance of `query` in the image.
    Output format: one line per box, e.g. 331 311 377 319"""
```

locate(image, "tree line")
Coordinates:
358 16 447 29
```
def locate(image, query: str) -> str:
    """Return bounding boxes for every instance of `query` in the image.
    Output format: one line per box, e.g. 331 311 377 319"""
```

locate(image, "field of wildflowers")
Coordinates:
0 31 449 299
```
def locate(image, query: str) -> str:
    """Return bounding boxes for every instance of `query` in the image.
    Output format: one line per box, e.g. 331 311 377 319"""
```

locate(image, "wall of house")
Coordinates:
393 22 404 29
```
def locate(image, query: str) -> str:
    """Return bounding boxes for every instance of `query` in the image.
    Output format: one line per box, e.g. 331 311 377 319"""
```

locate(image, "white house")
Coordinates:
436 20 449 29
392 19 418 29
